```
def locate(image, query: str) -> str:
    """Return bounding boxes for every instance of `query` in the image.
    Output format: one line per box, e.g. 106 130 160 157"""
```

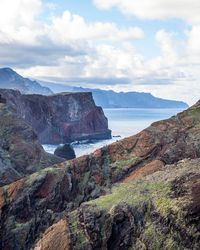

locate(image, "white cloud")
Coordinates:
0 0 42 44
17 24 200 105
49 11 144 44
0 0 200 105
93 0 200 24
0 0 144 69
155 30 178 64
0 0 41 27
0 0 143 45
186 26 200 55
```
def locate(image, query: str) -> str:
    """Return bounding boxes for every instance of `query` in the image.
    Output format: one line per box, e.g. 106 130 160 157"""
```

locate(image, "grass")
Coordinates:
185 106 200 120
110 156 141 174
143 222 180 250
144 223 164 250
84 178 182 250
88 178 175 217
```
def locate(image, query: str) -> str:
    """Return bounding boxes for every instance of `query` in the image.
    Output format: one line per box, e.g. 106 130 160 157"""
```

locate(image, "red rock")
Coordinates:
0 89 111 144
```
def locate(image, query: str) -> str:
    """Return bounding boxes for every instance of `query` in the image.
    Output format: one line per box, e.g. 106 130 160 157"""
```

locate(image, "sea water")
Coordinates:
43 108 183 157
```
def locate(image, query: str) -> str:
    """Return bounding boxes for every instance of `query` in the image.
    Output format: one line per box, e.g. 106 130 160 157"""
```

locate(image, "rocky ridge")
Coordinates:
0 100 200 249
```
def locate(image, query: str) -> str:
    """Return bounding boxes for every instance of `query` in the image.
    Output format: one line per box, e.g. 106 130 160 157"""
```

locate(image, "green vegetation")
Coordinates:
88 178 174 217
24 167 63 186
69 210 89 248
143 222 180 250
110 156 141 175
186 106 200 119
144 223 164 250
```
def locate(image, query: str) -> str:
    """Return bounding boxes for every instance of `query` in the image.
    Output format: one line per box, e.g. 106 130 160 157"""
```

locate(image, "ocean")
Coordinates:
43 108 183 157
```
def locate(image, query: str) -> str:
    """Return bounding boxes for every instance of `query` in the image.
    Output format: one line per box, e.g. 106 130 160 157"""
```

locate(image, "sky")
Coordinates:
0 0 200 105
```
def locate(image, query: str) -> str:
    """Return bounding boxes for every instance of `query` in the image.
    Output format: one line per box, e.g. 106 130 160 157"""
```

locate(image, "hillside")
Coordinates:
0 68 53 95
0 99 199 249
40 81 188 109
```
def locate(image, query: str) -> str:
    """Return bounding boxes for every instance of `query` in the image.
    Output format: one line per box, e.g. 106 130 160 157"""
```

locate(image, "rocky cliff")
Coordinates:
0 100 200 249
0 103 63 186
0 89 111 144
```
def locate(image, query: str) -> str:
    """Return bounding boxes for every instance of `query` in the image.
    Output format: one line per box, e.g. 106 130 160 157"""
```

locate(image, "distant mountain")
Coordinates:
0 68 188 108
40 80 188 109
0 68 53 95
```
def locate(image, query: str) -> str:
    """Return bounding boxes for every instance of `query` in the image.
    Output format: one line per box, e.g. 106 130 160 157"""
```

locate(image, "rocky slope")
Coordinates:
0 89 111 144
0 68 52 95
0 103 63 186
35 158 200 250
0 100 200 249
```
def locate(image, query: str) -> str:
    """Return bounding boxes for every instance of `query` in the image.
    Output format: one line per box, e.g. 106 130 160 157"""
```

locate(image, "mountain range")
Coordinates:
40 80 188 109
0 68 188 108
0 68 52 95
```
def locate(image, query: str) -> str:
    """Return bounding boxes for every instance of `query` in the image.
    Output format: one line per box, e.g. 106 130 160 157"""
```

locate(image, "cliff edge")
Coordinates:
0 89 111 144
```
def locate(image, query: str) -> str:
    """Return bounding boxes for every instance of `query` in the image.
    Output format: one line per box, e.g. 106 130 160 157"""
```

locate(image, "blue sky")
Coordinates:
0 0 200 104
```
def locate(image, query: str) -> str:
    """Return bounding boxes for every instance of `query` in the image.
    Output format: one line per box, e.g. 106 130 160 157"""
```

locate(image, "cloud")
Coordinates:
49 11 144 43
93 0 200 24
0 0 42 27
0 0 42 44
0 0 144 76
0 0 200 105
37 76 132 86
17 24 200 105
186 26 200 55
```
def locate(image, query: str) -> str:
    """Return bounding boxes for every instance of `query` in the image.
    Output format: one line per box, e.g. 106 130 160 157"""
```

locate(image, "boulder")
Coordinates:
54 144 76 160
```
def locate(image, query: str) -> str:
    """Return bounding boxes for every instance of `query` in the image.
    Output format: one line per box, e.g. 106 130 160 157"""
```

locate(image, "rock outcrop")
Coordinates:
0 89 111 144
0 100 200 249
54 144 76 160
0 103 63 186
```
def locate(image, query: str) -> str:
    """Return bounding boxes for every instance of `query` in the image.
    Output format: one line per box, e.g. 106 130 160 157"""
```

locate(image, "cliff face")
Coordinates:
0 89 111 144
0 100 200 249
0 103 63 186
